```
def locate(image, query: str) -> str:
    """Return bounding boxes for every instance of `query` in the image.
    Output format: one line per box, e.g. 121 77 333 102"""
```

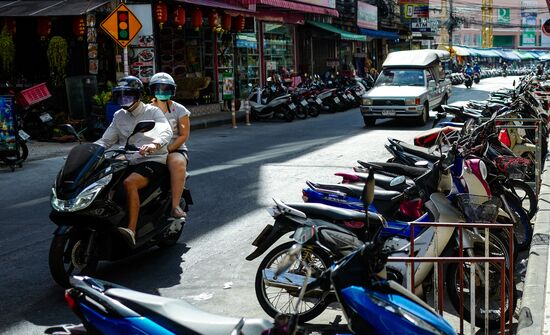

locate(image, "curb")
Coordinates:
190 111 246 130
517 156 550 335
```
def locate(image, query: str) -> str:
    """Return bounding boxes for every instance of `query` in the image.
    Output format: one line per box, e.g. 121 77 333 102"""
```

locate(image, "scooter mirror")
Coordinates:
414 160 429 168
125 120 155 150
59 123 81 144
362 169 375 208
389 175 406 187
513 80 516 87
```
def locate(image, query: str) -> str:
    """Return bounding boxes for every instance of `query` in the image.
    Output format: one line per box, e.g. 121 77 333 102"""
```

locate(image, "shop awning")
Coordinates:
470 48 500 58
308 21 366 41
444 45 470 56
539 53 550 61
359 28 399 40
255 0 339 17
177 0 254 13
0 0 109 16
513 50 535 60
492 49 521 61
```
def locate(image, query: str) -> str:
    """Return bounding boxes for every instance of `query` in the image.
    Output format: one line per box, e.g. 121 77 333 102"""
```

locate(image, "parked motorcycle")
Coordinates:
48 121 192 287
248 79 295 122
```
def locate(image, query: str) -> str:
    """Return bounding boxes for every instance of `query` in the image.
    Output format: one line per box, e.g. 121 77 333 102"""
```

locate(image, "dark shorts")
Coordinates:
172 150 189 164
128 161 168 180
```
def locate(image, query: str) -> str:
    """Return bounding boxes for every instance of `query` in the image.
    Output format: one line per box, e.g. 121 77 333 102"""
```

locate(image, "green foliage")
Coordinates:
47 36 68 87
0 26 15 76
92 81 114 108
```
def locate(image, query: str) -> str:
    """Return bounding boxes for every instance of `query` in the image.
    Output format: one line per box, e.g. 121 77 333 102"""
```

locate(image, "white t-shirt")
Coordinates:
160 101 191 152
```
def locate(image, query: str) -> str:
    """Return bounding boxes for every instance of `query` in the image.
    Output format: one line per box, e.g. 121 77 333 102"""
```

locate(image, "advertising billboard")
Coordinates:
357 1 377 30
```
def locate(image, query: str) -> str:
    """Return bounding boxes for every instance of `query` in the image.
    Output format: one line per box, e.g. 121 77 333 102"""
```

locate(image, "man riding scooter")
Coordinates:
473 62 481 84
463 63 474 88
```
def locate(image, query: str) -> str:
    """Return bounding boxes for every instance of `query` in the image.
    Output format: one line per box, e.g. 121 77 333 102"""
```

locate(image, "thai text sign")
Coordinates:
295 0 335 8
400 1 429 19
497 8 510 25
357 2 377 30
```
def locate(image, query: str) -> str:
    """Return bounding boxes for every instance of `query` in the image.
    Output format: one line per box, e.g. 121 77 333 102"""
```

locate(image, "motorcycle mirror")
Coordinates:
59 124 81 144
414 160 429 168
362 169 375 208
513 80 516 87
389 175 406 187
275 244 302 277
125 120 155 150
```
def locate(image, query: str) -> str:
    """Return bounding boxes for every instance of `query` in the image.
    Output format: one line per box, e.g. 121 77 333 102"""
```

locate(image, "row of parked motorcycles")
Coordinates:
47 76 548 334
247 74 373 122
450 66 535 86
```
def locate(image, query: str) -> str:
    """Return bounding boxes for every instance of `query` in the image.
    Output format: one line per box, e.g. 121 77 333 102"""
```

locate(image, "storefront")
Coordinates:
261 22 295 82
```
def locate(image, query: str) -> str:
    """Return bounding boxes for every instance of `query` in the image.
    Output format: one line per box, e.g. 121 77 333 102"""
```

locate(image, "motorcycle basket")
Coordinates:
494 156 530 179
456 194 501 223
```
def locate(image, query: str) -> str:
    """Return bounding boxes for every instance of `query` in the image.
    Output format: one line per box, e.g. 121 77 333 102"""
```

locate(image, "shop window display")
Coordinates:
235 33 259 99
263 23 294 82
159 26 213 104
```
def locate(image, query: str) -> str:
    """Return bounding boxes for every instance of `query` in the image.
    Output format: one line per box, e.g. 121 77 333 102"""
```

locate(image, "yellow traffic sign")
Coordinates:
100 3 142 48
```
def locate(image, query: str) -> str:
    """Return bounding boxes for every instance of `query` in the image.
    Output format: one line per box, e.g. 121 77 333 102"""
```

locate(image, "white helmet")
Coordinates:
149 72 176 100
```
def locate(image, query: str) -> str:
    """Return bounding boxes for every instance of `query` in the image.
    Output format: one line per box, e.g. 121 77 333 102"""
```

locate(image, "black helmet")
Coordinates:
112 76 143 109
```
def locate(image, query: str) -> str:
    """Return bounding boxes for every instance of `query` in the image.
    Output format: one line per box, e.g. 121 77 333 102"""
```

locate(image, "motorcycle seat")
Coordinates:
285 202 386 226
335 172 414 192
307 181 402 201
390 139 441 161
106 288 271 335
357 161 428 178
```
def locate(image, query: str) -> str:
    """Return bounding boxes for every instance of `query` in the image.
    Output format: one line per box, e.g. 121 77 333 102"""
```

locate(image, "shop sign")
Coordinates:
357 2 377 30
400 1 428 19
541 16 550 47
522 12 537 27
522 30 536 46
0 96 15 152
411 18 431 32
100 3 142 48
497 8 510 25
295 0 336 9
222 72 234 100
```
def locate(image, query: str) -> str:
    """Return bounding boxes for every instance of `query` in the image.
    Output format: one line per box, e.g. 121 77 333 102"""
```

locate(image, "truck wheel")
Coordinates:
415 104 429 126
363 116 376 127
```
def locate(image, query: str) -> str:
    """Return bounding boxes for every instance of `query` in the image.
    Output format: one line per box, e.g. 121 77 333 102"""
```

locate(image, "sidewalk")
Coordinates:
518 156 550 335
16 110 246 162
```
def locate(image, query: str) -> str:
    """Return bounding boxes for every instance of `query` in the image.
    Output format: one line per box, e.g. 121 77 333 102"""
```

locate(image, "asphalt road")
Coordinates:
0 76 519 334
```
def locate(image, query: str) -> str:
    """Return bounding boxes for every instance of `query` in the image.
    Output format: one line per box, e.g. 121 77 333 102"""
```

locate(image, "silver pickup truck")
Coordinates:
360 50 452 126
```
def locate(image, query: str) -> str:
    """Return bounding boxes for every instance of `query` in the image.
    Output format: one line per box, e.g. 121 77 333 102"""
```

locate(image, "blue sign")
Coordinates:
0 95 15 152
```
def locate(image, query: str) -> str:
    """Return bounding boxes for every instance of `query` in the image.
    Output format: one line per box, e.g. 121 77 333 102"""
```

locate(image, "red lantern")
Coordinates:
191 7 202 31
37 17 51 39
173 5 185 29
234 15 245 33
208 10 219 29
154 1 168 28
72 16 86 40
6 18 16 35
221 13 231 32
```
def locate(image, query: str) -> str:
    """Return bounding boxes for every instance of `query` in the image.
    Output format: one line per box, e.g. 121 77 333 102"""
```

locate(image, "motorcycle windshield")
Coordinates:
56 143 105 199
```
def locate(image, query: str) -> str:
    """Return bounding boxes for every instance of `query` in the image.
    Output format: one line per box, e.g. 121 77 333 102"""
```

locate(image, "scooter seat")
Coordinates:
285 202 386 226
357 161 428 178
390 139 441 162
308 181 402 201
106 288 271 335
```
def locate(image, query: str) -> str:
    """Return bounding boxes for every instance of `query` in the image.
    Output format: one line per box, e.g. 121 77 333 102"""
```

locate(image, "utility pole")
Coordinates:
482 0 493 47
448 0 454 48
440 0 449 46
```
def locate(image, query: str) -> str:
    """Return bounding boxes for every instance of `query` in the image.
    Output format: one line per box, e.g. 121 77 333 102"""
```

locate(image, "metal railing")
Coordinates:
388 221 514 335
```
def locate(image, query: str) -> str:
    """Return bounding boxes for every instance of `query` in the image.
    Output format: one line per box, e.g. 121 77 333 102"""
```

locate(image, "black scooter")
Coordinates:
48 121 192 287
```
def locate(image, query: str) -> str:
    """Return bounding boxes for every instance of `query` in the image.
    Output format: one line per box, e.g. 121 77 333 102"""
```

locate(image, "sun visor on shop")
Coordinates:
307 21 366 42
0 0 109 17
359 28 399 40
176 0 254 12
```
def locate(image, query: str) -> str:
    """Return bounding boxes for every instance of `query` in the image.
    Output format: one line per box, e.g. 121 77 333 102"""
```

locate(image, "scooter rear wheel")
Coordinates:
0 137 28 165
255 241 331 322
49 233 98 288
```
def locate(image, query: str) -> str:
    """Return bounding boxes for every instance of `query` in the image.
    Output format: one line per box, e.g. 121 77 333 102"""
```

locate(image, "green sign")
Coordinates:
497 8 510 24
522 30 536 46
222 72 234 100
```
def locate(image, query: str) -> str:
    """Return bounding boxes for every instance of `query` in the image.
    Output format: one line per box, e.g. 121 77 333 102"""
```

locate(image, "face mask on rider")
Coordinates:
155 91 172 101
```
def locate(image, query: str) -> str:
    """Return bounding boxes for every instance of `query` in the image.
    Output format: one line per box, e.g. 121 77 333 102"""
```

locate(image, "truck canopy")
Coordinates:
382 50 450 68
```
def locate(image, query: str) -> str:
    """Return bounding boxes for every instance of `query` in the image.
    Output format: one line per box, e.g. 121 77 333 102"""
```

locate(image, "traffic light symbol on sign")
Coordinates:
118 11 129 40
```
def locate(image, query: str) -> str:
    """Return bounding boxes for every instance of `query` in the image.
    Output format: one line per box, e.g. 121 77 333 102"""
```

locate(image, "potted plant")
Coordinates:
0 25 15 78
47 36 68 87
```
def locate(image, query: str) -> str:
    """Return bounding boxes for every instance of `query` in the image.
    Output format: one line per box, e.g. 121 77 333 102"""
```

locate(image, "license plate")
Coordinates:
347 94 354 100
288 103 296 110
316 98 323 105
251 224 274 247
40 113 53 123
18 130 30 141
300 100 308 106
334 97 340 103
381 110 396 116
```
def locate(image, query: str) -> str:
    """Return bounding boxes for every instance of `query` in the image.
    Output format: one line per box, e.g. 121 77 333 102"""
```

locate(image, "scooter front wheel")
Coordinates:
255 241 331 322
49 233 98 288
0 138 28 165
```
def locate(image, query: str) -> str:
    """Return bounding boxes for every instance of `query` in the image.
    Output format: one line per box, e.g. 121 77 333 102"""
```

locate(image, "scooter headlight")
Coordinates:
479 160 488 180
51 174 112 212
